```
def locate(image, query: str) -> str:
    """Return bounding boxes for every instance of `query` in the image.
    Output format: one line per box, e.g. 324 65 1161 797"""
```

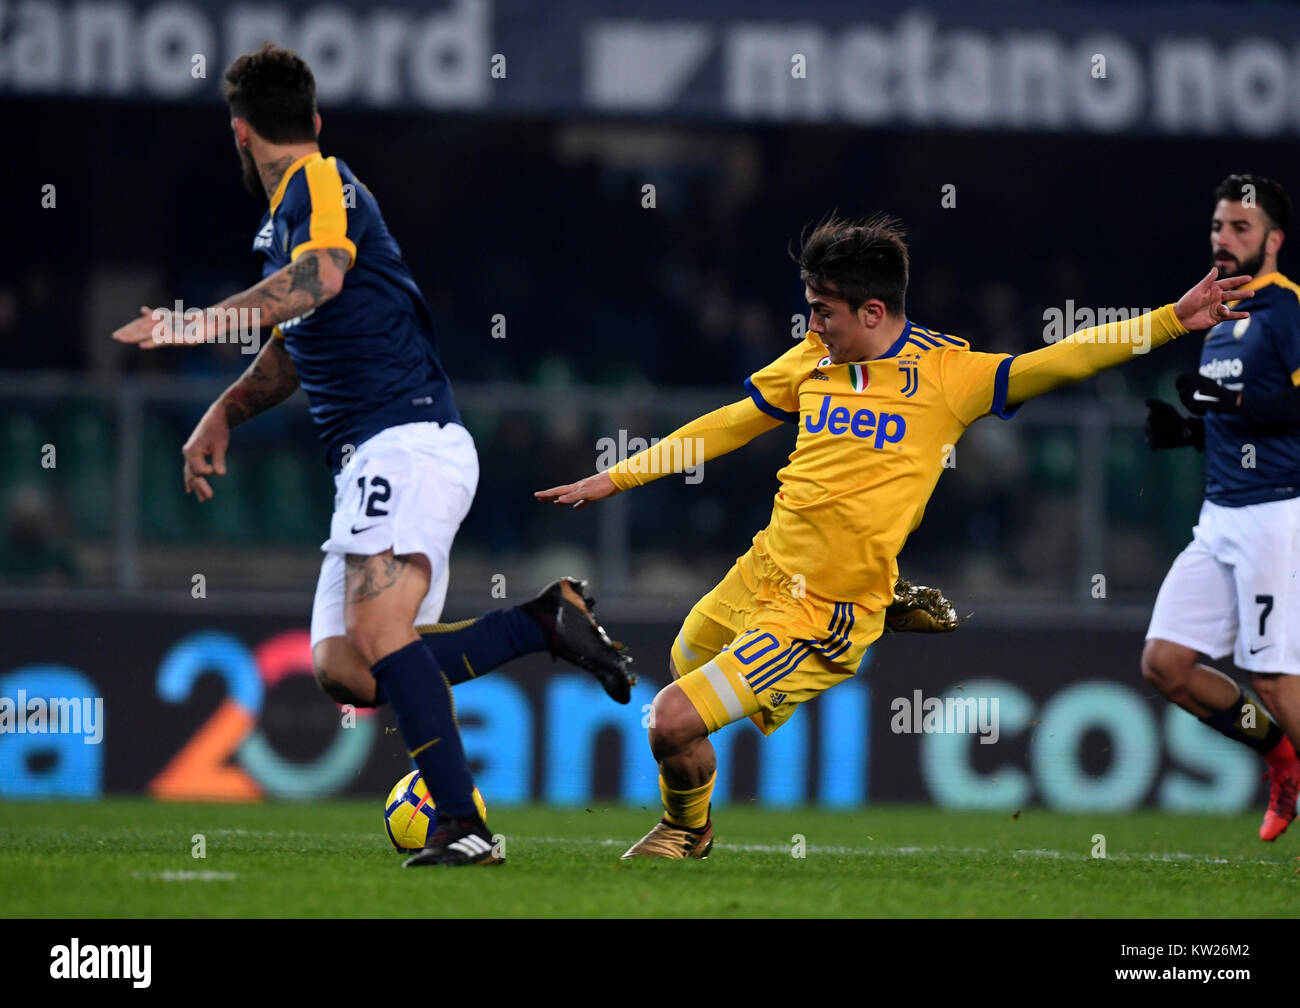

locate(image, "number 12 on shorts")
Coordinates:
356 476 391 517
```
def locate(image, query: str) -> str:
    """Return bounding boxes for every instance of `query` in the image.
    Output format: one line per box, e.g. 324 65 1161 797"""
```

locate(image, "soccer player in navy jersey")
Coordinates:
112 43 633 866
1143 175 1300 841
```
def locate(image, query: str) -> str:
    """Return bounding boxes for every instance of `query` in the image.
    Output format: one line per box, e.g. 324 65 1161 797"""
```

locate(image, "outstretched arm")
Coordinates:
1005 270 1253 407
111 248 351 349
209 247 351 333
536 397 781 509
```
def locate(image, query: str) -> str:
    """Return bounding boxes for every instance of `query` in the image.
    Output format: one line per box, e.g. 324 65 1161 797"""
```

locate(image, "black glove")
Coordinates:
1144 399 1204 451
1176 372 1240 416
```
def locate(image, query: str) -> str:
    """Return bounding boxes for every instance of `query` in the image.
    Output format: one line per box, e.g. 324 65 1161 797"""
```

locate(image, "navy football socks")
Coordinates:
371 639 478 819
1201 690 1285 755
370 606 547 706
419 607 547 685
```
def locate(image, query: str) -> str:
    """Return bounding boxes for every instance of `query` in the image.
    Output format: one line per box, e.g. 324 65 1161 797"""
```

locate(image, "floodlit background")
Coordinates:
2 0 1296 809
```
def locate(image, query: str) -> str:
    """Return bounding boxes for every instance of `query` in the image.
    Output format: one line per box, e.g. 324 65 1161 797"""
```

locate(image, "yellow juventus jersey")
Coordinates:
745 321 1017 608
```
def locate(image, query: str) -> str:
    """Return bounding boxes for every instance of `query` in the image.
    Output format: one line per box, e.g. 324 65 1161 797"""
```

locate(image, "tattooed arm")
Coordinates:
180 336 301 501
111 247 353 348
220 334 301 428
209 247 352 335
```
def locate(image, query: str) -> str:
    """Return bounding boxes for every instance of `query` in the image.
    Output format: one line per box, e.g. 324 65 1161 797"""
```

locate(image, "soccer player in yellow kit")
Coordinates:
537 215 1252 859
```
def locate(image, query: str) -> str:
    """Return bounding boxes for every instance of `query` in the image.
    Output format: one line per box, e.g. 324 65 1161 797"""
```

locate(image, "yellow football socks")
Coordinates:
661 771 716 829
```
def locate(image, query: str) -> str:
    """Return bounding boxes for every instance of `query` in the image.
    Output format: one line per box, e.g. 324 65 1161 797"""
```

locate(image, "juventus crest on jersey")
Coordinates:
744 320 1018 606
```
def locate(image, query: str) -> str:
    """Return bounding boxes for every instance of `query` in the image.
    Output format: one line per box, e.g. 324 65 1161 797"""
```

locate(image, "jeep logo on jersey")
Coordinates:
804 396 907 448
1200 358 1243 381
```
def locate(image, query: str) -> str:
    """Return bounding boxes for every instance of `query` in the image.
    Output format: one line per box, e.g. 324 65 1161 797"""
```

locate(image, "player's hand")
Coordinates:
1173 269 1253 333
1145 398 1205 449
181 408 230 501
534 472 618 510
1175 373 1241 416
111 306 171 349
113 305 212 348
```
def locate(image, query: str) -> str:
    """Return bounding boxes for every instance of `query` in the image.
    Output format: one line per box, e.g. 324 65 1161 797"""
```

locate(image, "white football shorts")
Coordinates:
310 421 478 647
1146 496 1300 675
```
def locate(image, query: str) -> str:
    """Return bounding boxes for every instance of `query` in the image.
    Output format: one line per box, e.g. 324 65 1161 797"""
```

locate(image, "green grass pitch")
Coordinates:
1 801 1296 917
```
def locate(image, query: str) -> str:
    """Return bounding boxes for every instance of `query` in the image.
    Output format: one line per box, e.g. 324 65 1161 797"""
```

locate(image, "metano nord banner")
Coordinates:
2 0 1299 135
0 601 1270 811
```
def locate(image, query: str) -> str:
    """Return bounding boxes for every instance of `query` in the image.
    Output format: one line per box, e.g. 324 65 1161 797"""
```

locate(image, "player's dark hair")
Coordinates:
1214 174 1292 233
794 213 909 315
222 43 318 144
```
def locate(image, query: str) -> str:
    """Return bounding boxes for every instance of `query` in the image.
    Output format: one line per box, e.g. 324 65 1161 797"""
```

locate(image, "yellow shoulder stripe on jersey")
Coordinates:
268 152 318 214
1251 274 1300 385
271 324 284 340
291 155 357 268
1269 272 1300 308
1241 271 1287 293
1231 270 1300 304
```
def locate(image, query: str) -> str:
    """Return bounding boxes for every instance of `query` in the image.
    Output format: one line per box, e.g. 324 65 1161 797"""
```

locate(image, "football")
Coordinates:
383 770 488 851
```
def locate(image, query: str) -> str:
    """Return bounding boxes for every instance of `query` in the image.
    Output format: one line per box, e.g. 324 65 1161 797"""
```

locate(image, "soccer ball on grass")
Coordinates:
383 770 488 851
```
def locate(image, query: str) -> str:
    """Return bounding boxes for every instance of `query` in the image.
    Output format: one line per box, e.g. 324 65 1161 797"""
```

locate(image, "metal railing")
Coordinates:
0 372 1203 609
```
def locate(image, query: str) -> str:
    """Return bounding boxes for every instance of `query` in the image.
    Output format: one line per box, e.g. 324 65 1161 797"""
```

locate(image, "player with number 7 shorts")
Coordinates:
538 213 1253 859
1142 174 1300 842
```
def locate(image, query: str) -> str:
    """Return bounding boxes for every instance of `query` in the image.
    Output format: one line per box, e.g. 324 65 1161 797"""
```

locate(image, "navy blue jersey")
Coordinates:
1200 273 1300 505
251 152 459 471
